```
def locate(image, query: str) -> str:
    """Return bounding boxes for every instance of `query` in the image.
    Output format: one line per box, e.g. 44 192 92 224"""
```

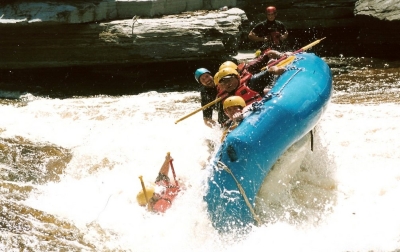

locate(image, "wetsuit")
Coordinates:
247 70 276 95
251 20 288 50
200 85 229 125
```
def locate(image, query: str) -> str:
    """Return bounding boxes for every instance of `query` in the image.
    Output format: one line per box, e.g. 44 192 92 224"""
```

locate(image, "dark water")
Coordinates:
328 56 400 104
1 53 399 101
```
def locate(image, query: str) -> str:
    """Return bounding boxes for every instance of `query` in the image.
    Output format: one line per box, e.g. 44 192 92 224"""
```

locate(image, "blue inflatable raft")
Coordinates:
204 52 332 233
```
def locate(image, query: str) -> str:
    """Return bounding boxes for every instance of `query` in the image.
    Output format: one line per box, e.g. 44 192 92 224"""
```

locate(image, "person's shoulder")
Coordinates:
200 85 213 93
275 20 286 26
255 20 268 26
199 85 207 93
200 86 217 97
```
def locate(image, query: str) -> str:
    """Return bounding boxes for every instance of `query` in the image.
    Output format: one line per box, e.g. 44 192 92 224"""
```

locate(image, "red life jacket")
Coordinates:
152 185 180 213
217 74 262 106
271 31 281 45
235 73 262 105
234 85 262 105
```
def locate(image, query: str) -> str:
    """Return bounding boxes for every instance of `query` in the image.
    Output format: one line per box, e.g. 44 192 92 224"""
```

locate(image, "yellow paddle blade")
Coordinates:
138 176 150 206
276 55 296 67
301 37 326 51
136 186 155 206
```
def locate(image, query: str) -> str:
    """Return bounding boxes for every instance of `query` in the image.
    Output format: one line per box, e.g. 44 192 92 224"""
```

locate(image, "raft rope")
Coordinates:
273 67 303 96
216 161 262 226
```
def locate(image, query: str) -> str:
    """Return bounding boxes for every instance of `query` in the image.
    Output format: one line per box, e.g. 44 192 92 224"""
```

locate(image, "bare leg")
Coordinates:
159 153 172 176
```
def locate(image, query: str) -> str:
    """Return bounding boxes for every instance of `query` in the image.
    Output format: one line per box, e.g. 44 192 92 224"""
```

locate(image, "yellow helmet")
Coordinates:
214 67 239 85
136 186 155 206
223 96 246 109
219 61 238 71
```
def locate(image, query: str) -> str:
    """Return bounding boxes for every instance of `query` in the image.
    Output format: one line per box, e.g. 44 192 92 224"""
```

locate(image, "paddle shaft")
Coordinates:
262 37 326 70
169 160 178 186
166 152 178 186
174 93 228 124
138 176 151 210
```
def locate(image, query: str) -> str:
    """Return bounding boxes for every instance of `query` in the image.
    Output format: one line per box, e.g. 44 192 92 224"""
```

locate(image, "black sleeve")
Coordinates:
202 107 213 119
277 21 287 34
248 71 275 95
251 22 266 37
217 101 229 125
201 89 215 119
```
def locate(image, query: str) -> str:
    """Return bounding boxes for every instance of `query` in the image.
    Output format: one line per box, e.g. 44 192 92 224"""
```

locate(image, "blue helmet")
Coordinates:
194 68 211 83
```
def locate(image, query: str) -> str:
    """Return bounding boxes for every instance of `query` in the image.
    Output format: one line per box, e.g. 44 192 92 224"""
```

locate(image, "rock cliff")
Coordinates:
0 0 399 91
2 11 245 69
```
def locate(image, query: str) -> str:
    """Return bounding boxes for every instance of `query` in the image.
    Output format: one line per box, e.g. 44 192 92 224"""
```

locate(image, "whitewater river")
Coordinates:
1 55 400 251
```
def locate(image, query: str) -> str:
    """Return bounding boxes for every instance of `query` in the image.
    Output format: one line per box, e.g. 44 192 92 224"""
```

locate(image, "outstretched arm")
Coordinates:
268 66 286 76
267 50 293 59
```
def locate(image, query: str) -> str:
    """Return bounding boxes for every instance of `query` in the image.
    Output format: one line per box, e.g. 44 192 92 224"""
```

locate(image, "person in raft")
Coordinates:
220 96 247 142
194 68 229 128
136 153 180 213
214 65 285 108
219 48 292 78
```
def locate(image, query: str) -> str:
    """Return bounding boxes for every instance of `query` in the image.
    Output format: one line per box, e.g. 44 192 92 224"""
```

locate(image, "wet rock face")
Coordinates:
98 8 248 63
0 0 399 72
0 3 247 69
355 0 400 21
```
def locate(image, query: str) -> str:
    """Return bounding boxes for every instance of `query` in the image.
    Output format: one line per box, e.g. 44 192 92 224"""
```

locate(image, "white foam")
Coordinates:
2 91 398 251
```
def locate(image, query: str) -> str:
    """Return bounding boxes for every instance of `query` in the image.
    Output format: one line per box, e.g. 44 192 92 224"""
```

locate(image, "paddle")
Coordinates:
275 55 296 68
167 152 179 186
174 93 228 124
261 37 326 70
138 175 151 210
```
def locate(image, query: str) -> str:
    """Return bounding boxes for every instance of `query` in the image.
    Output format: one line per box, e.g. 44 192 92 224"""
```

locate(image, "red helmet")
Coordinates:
266 6 276 14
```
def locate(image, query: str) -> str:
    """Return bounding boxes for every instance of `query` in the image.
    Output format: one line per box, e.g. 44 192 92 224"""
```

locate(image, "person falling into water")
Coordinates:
137 153 180 213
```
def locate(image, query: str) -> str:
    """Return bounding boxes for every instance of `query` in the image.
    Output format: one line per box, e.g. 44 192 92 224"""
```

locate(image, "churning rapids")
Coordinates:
1 56 400 251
